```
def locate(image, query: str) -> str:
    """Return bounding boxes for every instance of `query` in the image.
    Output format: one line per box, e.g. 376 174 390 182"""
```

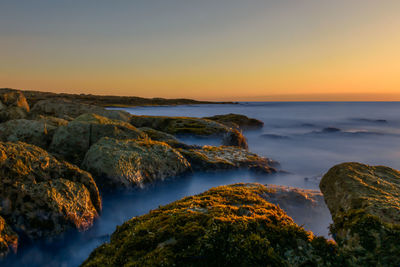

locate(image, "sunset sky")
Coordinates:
1 0 400 101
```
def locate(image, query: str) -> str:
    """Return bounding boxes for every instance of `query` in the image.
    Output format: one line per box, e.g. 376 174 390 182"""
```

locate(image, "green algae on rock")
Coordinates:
320 162 400 266
130 115 248 149
0 141 101 239
0 216 18 259
178 145 278 173
82 184 341 267
203 113 264 130
82 137 191 189
50 113 146 165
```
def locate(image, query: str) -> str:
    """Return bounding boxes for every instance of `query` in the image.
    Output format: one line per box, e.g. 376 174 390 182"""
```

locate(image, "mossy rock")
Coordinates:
203 113 264 130
0 216 18 259
178 145 278 173
130 115 248 149
82 137 191 189
82 184 342 267
0 141 101 239
320 162 400 266
49 113 146 165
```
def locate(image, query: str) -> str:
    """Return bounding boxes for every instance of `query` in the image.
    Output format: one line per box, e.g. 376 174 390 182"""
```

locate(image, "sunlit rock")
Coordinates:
0 141 101 240
203 113 264 130
178 145 278 173
82 184 341 266
0 216 18 259
82 137 191 189
0 90 30 122
49 113 146 165
320 162 400 265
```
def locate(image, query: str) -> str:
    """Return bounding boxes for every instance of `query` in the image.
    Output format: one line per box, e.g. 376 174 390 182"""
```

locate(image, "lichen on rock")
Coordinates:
30 98 131 122
130 115 248 149
0 141 101 240
0 119 57 149
82 183 342 267
320 162 400 266
49 113 146 165
82 137 191 189
178 145 278 173
203 113 264 130
0 90 30 122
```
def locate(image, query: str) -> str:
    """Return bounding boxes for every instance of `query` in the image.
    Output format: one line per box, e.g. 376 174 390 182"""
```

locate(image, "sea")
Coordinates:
6 102 400 267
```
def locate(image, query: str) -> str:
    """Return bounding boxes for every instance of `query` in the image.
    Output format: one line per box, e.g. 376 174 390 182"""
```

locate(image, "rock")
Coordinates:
139 127 199 149
0 119 57 149
49 113 146 165
203 113 264 130
82 137 191 189
320 162 400 266
130 115 248 149
0 141 101 239
263 185 331 236
82 184 341 266
0 216 18 258
30 98 131 122
0 90 30 122
29 114 69 127
178 145 278 173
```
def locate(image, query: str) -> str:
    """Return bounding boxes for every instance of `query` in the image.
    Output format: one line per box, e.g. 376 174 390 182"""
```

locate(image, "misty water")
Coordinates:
6 102 400 267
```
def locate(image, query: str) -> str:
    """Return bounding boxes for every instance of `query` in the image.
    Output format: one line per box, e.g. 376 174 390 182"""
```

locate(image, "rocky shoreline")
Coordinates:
1 88 235 108
1 89 399 265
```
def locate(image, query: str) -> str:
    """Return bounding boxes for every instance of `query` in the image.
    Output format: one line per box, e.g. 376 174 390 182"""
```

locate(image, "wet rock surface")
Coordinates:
82 183 341 267
0 141 101 240
82 137 191 189
320 162 400 266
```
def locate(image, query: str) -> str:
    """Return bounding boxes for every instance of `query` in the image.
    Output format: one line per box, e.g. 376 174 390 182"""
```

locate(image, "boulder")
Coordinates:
0 119 57 149
0 216 18 259
178 145 278 173
263 185 331 236
29 114 69 127
82 184 341 266
30 98 131 122
139 127 198 149
0 90 30 122
130 115 248 149
49 113 146 165
82 137 191 189
0 141 101 239
203 113 264 130
320 162 400 265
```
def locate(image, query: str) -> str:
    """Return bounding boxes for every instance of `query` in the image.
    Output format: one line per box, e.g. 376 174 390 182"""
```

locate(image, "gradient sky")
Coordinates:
1 0 400 101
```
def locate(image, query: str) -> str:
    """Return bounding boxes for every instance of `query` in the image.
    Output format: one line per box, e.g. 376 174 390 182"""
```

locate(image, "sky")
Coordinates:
1 0 400 101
